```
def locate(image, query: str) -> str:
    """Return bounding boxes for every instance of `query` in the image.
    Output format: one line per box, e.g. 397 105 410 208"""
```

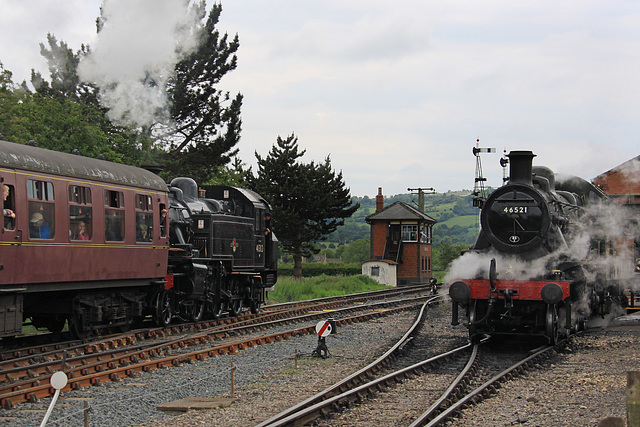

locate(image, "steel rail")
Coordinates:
0 284 431 363
0 299 424 409
256 297 451 427
259 341 473 427
1 295 427 387
421 344 553 427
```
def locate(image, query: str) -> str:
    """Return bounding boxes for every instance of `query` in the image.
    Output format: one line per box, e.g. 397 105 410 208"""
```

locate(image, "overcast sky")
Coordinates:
1 1 639 197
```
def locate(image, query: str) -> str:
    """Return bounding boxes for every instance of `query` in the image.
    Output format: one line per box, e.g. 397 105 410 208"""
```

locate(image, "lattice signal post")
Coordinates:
472 139 496 208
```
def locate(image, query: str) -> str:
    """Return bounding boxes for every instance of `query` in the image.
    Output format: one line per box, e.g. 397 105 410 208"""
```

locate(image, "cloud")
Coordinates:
3 1 640 196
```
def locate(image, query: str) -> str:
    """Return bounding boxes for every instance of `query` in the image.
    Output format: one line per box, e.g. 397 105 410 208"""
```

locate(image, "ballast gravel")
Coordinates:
1 304 639 427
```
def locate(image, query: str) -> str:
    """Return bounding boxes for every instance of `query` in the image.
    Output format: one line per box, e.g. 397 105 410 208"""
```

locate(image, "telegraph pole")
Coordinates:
407 187 436 213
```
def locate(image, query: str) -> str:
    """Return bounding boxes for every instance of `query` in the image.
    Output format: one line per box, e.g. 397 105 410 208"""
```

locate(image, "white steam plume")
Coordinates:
78 0 203 128
445 201 638 289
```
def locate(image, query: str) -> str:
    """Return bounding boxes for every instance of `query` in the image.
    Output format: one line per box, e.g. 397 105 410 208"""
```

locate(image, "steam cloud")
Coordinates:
445 202 637 284
78 0 203 128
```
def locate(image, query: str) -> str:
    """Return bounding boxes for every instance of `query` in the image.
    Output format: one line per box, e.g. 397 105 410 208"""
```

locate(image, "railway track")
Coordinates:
0 286 434 409
417 343 554 426
257 316 557 426
0 284 428 356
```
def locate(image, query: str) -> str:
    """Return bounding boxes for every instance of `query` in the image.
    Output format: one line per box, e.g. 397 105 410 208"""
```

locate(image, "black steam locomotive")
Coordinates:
164 178 278 325
449 150 629 343
0 139 277 338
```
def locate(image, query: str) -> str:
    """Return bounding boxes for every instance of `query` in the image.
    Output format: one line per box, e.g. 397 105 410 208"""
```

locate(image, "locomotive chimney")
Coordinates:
376 187 384 212
508 151 536 185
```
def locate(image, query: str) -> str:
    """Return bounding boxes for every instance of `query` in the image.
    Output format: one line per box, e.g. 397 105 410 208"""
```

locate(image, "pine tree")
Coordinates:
250 134 360 279
162 3 242 183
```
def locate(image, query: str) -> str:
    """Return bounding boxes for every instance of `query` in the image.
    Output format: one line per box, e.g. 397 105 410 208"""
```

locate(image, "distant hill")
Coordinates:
327 190 481 247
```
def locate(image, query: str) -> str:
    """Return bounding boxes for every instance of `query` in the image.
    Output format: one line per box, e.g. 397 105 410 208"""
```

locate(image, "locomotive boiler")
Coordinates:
449 150 629 343
0 139 277 338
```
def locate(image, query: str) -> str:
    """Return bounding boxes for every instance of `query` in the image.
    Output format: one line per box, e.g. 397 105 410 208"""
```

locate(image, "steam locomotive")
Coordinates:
0 139 277 338
449 150 630 344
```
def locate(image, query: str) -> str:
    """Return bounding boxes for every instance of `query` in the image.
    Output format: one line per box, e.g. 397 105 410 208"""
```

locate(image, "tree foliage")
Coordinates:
2 3 242 184
250 133 360 279
158 3 243 183
434 238 470 271
337 238 370 263
31 33 98 105
0 62 151 164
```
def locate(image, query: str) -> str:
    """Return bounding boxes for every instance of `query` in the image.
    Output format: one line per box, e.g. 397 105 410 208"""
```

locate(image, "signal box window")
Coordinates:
401 225 418 242
105 190 124 241
420 225 431 244
27 180 55 239
69 185 92 241
135 194 153 243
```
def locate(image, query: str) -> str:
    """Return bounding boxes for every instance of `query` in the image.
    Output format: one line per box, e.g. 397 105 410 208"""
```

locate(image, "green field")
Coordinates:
267 274 391 303
438 214 478 228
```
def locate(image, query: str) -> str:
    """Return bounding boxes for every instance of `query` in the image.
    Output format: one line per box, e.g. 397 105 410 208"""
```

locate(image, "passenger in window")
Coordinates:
75 221 90 240
137 224 151 242
264 211 272 236
105 218 122 241
29 212 51 239
3 184 15 228
160 208 168 236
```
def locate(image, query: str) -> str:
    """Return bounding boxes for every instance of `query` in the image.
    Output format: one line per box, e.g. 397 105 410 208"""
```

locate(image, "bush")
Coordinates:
278 262 362 277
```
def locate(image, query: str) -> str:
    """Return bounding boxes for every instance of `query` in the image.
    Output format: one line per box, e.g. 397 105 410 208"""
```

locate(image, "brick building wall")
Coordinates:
371 222 387 259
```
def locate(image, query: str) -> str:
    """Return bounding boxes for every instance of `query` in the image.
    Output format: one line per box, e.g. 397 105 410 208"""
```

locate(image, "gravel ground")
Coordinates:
0 305 427 427
1 303 639 427
452 315 640 427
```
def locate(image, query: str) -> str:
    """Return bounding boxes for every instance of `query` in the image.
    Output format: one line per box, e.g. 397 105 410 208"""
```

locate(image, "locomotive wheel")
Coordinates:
116 322 131 333
228 299 242 317
545 304 559 345
190 300 205 322
69 315 88 340
468 300 480 342
209 298 223 319
154 290 173 327
250 300 261 314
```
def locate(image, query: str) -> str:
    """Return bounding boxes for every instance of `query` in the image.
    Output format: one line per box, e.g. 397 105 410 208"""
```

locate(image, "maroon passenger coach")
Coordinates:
0 139 170 337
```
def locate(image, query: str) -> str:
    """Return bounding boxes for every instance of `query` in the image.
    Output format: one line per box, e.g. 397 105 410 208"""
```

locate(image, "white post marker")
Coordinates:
315 320 332 337
40 371 68 427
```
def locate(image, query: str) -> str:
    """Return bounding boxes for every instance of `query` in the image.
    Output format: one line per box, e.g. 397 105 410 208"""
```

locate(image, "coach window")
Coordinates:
135 194 153 243
401 225 418 242
3 183 15 230
69 185 92 241
27 180 55 239
159 203 167 237
105 190 124 241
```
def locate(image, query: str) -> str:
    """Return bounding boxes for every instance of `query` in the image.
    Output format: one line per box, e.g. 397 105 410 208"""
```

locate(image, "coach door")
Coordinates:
0 172 18 285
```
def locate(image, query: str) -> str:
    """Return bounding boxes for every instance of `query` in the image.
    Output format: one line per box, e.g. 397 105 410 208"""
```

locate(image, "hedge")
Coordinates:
277 262 362 277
